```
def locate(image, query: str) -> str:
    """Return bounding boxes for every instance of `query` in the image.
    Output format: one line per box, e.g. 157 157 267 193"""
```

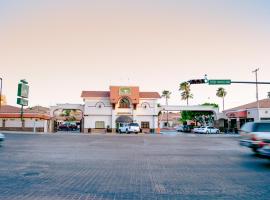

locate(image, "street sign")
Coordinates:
17 83 29 98
17 98 28 106
208 79 231 85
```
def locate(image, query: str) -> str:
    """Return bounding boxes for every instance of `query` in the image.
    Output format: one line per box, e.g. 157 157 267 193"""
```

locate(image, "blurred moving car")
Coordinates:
239 121 270 153
193 126 202 133
118 123 140 134
0 133 5 142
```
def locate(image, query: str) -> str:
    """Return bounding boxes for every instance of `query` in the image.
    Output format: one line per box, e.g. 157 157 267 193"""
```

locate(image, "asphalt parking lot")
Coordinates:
0 132 270 200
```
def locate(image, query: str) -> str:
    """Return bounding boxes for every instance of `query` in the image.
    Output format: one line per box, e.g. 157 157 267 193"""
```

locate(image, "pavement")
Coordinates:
0 133 270 200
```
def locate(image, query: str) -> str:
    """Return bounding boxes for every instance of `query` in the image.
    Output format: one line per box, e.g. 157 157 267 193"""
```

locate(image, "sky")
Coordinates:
1 0 270 110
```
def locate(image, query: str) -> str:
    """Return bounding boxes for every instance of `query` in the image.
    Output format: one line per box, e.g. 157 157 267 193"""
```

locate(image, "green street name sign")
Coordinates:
17 83 29 98
208 79 231 85
17 98 28 106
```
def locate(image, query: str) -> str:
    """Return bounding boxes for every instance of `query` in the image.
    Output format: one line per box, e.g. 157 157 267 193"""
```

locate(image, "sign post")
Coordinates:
17 79 29 122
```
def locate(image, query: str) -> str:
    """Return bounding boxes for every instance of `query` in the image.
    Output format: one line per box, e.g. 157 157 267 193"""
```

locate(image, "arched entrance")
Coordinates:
50 104 84 133
115 116 133 132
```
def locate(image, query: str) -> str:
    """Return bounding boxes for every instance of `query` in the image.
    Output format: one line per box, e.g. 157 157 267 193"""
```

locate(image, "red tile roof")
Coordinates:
81 91 110 98
81 91 161 99
0 105 50 120
139 92 161 99
224 99 270 112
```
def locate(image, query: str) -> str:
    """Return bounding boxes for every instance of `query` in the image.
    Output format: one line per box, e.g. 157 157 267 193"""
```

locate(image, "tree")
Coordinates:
0 95 7 106
161 90 171 106
179 82 193 106
216 87 227 111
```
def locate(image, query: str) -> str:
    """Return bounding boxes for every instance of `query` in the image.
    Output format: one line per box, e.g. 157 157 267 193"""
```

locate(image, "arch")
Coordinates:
141 102 151 109
95 101 105 108
115 116 133 123
118 97 131 108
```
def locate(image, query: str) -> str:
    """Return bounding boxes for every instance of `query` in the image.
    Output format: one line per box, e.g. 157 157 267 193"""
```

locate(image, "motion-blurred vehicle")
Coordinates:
0 133 5 142
118 123 140 134
239 121 270 153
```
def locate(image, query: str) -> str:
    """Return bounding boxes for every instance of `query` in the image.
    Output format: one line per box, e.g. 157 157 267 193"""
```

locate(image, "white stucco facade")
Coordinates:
81 87 161 132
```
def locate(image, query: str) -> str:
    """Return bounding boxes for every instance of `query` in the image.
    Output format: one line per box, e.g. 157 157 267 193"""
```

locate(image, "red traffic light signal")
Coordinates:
188 79 206 84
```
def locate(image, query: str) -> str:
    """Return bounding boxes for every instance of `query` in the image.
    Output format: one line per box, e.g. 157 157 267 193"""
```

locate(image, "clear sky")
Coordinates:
1 0 270 110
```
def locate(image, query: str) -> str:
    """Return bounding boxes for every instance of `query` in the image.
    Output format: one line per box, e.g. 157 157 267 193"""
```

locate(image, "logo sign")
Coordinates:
208 79 231 85
17 83 29 98
119 87 131 95
17 98 28 106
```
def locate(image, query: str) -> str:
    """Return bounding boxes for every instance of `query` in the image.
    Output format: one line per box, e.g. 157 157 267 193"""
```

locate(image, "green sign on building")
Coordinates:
208 79 231 85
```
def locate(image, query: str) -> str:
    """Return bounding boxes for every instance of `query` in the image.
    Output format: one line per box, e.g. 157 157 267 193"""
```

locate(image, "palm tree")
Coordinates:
161 90 171 106
179 82 193 106
216 87 227 111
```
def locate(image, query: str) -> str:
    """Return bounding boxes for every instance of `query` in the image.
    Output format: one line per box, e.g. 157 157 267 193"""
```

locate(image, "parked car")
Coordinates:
193 126 202 133
118 123 140 134
176 125 191 133
239 121 270 153
0 133 5 142
200 126 220 134
58 122 78 131
258 144 270 157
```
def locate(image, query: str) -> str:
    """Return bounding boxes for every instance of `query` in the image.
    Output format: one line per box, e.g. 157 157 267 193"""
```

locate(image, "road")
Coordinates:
0 133 270 200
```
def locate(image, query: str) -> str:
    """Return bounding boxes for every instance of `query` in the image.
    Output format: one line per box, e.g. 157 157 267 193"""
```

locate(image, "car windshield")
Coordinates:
129 123 139 127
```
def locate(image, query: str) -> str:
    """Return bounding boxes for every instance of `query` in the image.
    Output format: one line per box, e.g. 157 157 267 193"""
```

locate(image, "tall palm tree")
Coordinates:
216 87 227 111
179 82 193 106
161 90 171 106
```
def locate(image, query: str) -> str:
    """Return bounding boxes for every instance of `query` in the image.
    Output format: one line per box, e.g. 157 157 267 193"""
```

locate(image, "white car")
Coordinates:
199 126 220 134
118 123 140 134
193 126 202 133
0 133 5 142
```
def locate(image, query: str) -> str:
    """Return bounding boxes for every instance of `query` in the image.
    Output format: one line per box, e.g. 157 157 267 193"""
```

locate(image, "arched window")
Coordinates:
119 98 131 108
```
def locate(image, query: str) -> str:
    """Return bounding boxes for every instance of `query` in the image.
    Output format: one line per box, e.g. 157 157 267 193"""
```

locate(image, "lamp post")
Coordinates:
0 77 2 109
252 68 260 120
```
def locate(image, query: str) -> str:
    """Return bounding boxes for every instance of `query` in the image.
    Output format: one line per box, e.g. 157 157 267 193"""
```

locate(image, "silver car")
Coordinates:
239 121 270 153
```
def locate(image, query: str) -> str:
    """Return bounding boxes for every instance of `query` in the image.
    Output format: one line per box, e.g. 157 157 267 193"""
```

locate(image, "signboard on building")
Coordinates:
119 87 131 95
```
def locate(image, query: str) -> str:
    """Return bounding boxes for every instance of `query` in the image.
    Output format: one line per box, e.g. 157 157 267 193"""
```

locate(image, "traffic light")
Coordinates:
188 79 206 84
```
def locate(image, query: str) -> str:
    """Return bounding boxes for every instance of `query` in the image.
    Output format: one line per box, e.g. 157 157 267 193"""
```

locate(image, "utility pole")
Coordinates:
0 77 2 109
252 68 260 120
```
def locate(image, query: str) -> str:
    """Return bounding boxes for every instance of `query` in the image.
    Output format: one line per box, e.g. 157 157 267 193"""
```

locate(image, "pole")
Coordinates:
252 68 260 120
21 105 24 122
0 77 2 109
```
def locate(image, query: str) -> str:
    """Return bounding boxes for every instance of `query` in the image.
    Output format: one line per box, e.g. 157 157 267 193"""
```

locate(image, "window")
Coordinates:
95 121 105 129
141 122 150 129
119 98 130 108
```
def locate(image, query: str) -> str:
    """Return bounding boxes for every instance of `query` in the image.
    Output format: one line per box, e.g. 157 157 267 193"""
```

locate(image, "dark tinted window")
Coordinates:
240 122 254 132
129 123 139 127
254 123 270 132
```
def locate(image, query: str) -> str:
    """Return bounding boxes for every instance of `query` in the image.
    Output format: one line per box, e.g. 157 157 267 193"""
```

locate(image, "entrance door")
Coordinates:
115 116 133 132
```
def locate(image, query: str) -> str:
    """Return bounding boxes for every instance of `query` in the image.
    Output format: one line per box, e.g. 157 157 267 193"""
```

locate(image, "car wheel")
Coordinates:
216 130 220 134
126 129 128 134
206 131 209 134
252 147 259 153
